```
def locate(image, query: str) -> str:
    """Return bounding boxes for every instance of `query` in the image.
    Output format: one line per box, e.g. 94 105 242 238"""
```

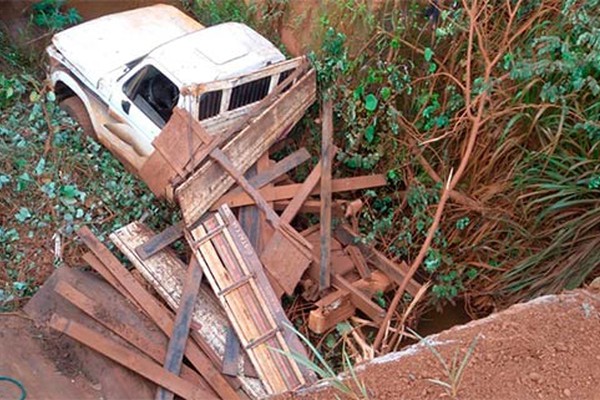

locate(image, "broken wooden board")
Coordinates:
334 225 422 297
136 221 184 260
213 174 387 209
209 147 313 298
177 69 317 226
77 227 241 400
308 271 392 334
24 267 157 399
49 315 214 400
188 205 315 394
110 222 264 399
52 279 206 389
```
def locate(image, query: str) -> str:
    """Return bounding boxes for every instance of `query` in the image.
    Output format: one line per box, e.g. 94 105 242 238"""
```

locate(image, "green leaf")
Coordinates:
336 322 352 335
34 157 45 176
364 94 378 112
424 47 434 62
324 334 336 349
15 207 32 223
365 124 376 143
381 87 392 101
0 175 10 189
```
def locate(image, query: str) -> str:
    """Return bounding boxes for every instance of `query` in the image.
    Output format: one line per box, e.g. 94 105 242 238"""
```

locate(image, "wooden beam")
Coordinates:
225 148 311 199
280 162 321 224
77 227 240 400
334 225 422 297
332 275 385 323
136 222 184 260
214 175 387 209
320 99 333 290
346 245 371 279
157 257 204 400
49 314 214 400
308 271 392 334
53 280 207 389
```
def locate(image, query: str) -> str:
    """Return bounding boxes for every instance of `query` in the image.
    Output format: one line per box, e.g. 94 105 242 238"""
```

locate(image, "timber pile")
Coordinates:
33 65 422 399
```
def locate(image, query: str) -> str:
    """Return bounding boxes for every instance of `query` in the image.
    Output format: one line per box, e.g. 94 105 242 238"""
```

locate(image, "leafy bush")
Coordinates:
31 0 81 31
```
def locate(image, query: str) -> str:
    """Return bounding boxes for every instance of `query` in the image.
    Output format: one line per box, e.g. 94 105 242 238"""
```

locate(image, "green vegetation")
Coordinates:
305 0 600 311
409 328 480 399
0 28 175 311
31 0 81 31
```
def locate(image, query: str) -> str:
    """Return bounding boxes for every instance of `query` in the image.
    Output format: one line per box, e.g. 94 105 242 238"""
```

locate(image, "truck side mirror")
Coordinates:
121 100 131 114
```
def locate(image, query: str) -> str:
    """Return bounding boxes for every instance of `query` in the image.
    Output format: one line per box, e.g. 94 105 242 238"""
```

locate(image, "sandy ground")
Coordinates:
286 287 600 400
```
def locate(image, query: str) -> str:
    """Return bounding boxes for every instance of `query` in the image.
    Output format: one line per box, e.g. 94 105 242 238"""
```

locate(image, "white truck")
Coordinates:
47 4 312 199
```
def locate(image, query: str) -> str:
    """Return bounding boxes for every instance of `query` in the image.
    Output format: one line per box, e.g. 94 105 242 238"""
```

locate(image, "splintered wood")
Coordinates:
177 69 317 226
187 205 312 394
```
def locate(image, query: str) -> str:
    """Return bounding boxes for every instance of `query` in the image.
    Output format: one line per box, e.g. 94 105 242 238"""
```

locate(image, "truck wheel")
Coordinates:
60 96 97 140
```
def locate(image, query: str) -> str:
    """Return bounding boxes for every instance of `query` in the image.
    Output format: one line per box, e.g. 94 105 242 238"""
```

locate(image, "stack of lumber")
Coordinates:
30 65 422 399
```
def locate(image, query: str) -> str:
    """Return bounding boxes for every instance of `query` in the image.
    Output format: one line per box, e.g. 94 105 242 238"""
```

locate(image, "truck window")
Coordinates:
198 90 222 120
123 65 179 127
228 76 271 111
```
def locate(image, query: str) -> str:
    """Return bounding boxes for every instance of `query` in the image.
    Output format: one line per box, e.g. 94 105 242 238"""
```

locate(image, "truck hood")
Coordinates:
148 22 285 86
52 4 202 87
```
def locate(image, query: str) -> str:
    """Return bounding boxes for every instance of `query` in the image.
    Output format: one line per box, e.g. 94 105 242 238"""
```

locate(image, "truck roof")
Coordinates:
52 4 285 88
52 5 202 86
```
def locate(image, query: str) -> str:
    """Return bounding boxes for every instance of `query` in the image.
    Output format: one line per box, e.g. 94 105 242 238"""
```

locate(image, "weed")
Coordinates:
31 0 81 31
409 328 480 399
273 322 370 399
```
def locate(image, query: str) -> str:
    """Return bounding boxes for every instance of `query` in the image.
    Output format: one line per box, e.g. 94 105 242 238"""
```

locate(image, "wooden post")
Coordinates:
156 257 204 400
320 98 333 290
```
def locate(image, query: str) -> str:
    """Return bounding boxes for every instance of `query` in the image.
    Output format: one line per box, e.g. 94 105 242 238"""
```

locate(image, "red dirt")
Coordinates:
287 286 600 400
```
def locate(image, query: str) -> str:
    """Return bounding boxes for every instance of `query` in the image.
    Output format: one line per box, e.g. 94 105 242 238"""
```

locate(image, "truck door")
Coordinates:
109 62 181 143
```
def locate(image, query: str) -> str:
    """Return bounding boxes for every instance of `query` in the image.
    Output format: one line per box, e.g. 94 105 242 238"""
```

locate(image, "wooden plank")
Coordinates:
157 257 204 400
223 148 311 200
308 271 392 334
139 149 178 199
332 275 385 323
272 199 344 216
152 107 214 177
49 314 214 400
189 206 314 394
279 162 321 224
320 99 333 290
228 162 259 377
77 227 240 400
346 245 372 279
110 222 263 398
136 222 184 260
53 280 206 389
222 327 242 377
307 290 354 334
214 175 387 209
334 225 422 297
210 148 313 296
177 69 317 226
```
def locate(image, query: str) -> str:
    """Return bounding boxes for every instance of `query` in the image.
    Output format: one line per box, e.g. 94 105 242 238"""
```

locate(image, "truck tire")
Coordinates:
60 96 97 140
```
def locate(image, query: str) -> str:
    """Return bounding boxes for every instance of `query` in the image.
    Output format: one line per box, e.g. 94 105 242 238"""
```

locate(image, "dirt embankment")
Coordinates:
287 286 600 400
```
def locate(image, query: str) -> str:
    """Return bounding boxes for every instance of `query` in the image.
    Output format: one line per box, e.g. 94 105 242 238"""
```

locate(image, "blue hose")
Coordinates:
0 376 26 400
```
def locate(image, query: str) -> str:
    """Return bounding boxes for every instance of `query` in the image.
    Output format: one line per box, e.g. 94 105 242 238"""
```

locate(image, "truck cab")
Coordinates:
47 4 304 180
